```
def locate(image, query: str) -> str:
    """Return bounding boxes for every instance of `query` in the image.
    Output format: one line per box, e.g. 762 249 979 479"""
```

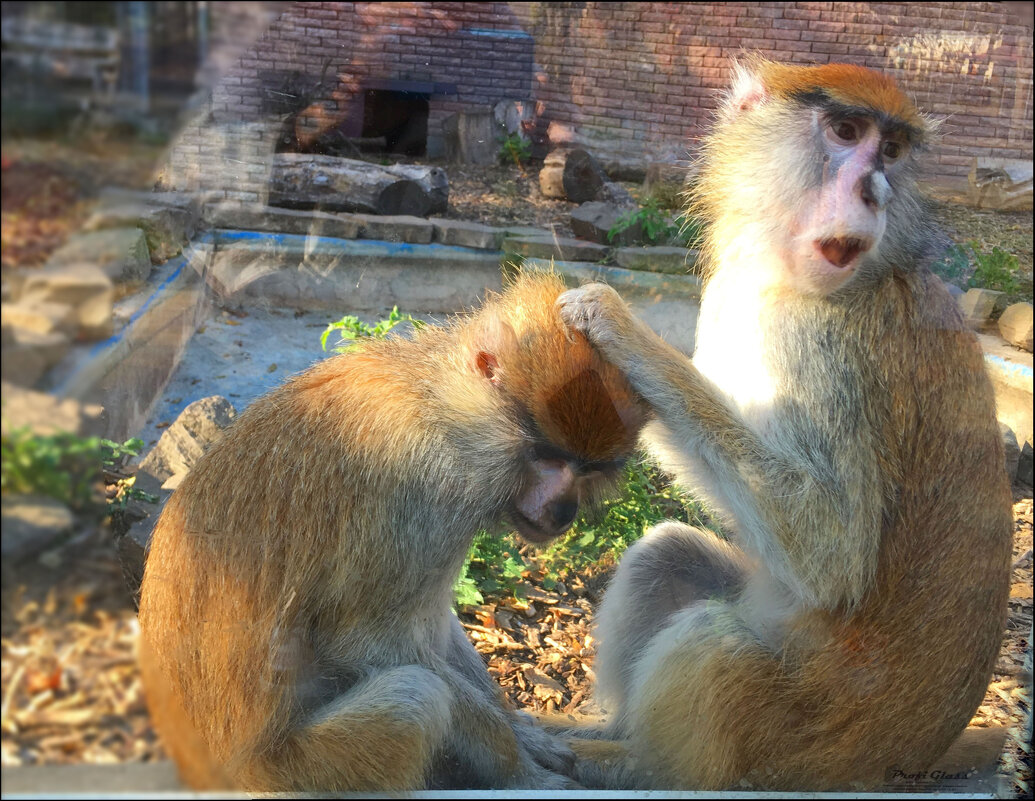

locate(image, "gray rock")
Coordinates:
1001 423 1021 484
1 494 75 562
998 302 1033 352
570 202 641 245
503 235 609 263
595 181 637 209
84 204 194 264
46 228 151 284
959 288 1007 329
615 246 698 275
1019 442 1034 488
0 381 104 437
138 396 237 482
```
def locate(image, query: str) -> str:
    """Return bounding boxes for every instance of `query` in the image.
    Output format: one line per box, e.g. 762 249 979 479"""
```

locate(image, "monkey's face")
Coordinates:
783 111 911 296
507 442 624 544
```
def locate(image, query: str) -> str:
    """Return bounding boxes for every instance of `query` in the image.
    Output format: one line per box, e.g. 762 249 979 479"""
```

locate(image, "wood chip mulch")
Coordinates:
1 495 1031 796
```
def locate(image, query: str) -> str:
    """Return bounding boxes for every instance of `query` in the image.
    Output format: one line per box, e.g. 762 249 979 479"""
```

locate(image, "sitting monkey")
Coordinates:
557 59 1013 790
138 271 647 791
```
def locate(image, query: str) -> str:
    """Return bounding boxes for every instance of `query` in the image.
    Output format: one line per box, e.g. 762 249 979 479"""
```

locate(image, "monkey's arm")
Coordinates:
441 616 577 787
558 284 878 609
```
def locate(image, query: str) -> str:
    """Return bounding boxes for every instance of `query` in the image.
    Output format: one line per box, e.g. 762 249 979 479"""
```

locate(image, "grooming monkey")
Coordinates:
557 59 1013 790
138 272 646 791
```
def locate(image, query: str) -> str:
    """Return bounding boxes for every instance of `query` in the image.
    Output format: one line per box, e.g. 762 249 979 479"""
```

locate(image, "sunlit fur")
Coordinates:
138 271 645 792
557 61 1012 790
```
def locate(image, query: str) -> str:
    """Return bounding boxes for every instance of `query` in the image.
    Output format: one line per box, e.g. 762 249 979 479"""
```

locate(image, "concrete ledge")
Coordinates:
205 230 504 313
522 258 702 355
46 246 211 441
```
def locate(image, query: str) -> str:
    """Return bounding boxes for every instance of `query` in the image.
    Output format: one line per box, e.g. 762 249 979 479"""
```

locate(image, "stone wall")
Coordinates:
163 1 1034 201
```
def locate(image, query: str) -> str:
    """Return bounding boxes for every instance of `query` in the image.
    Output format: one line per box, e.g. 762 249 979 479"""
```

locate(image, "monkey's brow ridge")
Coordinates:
790 89 924 141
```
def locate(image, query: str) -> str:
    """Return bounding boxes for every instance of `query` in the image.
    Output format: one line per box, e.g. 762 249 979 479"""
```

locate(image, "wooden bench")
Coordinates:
1 17 120 97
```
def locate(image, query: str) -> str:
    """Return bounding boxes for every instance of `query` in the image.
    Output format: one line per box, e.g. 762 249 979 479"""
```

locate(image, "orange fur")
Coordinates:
138 272 644 792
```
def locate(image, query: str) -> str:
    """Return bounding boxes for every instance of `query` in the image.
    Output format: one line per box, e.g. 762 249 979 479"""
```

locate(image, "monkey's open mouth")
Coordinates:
817 237 869 269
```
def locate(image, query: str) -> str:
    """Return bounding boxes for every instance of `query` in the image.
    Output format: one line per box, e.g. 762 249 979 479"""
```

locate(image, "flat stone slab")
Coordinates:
348 213 435 244
614 246 700 275
204 203 361 239
429 218 506 250
503 234 609 262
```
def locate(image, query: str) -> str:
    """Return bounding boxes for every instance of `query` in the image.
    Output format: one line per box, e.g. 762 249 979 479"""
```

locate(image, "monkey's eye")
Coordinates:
832 120 859 142
882 140 904 162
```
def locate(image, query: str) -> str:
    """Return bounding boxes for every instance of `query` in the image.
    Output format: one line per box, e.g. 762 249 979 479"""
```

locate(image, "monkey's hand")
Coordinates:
556 283 634 357
511 710 577 777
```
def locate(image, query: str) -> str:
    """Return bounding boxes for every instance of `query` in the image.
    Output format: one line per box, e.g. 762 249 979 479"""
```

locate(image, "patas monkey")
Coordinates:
557 59 1012 790
138 272 646 791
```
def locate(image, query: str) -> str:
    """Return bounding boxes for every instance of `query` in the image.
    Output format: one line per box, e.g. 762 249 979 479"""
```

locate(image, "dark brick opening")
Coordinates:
361 88 429 157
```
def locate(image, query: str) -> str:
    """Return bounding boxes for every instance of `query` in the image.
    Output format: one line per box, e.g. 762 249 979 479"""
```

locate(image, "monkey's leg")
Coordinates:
237 664 452 791
437 616 578 789
593 522 748 728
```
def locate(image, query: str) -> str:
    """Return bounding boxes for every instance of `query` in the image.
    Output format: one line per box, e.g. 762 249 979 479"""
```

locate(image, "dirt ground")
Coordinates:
1 135 1032 794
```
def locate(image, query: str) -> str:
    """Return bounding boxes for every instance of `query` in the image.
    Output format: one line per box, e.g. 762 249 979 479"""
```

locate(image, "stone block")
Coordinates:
1 495 74 562
959 288 1006 329
570 202 641 245
998 302 1033 352
1 328 70 387
503 235 609 263
47 228 151 285
350 214 434 244
614 246 699 275
429 219 505 250
21 264 115 341
84 204 194 264
206 204 361 239
643 162 689 205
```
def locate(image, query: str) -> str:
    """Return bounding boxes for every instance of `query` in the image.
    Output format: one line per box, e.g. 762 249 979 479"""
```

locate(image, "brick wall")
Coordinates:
164 1 1034 200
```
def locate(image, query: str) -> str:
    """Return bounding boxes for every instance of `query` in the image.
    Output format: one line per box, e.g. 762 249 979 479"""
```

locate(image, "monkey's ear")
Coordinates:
475 351 502 386
728 60 769 115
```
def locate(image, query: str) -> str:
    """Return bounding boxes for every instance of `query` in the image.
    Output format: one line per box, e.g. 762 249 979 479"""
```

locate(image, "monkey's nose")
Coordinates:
550 499 579 532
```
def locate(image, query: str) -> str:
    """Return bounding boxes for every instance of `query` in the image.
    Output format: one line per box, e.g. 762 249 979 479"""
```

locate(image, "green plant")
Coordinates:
969 242 1021 296
455 531 531 607
321 306 424 352
607 198 705 248
498 132 532 169
931 242 971 287
1 428 145 512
